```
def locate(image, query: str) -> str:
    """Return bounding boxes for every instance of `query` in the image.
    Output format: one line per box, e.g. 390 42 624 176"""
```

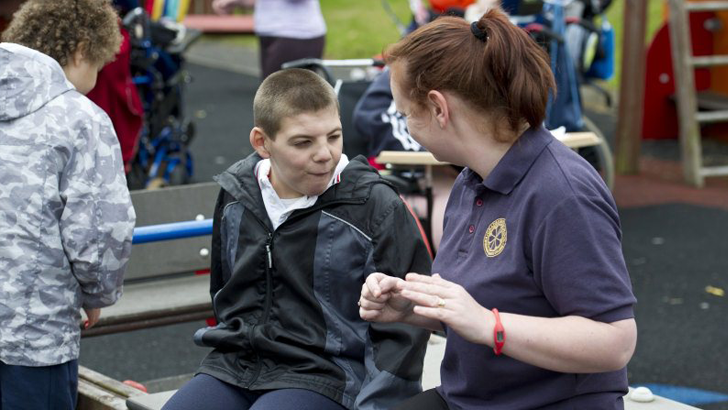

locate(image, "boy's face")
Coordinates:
252 106 343 199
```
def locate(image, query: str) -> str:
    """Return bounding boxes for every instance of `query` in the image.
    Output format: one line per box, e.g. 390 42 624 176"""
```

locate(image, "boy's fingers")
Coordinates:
377 276 401 294
359 298 386 311
365 274 383 298
361 282 390 303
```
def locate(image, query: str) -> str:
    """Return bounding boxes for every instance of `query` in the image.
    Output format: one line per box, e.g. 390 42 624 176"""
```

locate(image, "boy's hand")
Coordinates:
83 307 101 329
359 273 412 323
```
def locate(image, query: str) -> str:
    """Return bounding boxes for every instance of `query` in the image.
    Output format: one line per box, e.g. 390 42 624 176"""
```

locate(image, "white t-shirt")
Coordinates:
255 155 349 230
254 0 327 39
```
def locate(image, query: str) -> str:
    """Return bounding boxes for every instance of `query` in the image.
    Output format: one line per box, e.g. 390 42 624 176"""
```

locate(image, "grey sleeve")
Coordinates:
59 112 136 308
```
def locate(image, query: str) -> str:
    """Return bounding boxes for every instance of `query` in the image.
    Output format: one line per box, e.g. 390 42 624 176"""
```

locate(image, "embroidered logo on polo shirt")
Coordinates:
484 218 507 257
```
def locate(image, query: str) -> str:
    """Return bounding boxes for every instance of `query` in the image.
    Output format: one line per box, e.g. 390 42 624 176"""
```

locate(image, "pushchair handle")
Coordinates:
282 58 385 85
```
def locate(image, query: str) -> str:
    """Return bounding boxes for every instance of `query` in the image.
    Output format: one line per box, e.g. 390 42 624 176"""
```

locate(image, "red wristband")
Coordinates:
492 308 505 355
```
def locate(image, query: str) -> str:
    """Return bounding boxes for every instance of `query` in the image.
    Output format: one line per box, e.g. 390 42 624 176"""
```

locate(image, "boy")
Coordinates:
163 69 432 410
0 0 136 408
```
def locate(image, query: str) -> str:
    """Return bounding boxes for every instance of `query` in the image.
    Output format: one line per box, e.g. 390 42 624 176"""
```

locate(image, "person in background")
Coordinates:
353 68 458 252
0 0 24 33
87 0 145 174
211 0 326 79
0 0 136 408
359 8 637 410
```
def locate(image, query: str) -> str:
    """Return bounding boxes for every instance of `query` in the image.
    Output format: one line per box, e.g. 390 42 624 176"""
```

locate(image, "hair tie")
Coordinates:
470 21 487 42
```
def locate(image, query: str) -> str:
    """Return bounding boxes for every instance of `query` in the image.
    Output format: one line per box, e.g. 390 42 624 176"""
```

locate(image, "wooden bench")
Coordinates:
376 131 613 190
81 182 219 337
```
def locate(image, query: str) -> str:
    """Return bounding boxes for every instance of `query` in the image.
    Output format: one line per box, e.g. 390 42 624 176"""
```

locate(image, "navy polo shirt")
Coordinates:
433 126 636 410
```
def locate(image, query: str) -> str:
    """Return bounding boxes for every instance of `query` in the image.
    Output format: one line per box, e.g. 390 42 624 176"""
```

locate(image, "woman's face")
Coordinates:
389 64 450 161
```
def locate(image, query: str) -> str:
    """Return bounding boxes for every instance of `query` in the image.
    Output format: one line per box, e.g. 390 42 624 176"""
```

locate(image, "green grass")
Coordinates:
198 0 411 57
201 0 666 90
319 0 411 59
319 0 666 89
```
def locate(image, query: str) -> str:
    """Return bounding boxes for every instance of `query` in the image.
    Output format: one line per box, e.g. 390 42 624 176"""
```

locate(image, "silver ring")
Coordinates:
437 297 446 308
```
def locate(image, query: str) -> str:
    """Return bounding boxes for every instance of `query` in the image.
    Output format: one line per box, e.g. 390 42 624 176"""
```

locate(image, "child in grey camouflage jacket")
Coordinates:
0 0 136 408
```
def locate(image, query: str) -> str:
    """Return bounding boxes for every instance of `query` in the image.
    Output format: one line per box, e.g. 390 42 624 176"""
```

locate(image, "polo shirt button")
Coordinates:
476 198 483 207
468 225 475 234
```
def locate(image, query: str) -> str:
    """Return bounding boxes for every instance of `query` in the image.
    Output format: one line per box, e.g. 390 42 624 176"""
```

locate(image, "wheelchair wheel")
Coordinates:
581 115 615 190
127 161 148 191
167 160 192 186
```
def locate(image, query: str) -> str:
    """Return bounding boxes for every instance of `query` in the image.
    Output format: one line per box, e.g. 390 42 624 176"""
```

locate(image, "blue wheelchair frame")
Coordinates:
123 8 200 188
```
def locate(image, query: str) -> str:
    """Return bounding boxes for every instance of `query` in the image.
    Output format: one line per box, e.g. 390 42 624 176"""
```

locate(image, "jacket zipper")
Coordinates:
249 231 274 386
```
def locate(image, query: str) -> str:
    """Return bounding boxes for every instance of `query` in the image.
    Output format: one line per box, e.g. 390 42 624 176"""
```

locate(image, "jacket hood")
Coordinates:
0 43 75 121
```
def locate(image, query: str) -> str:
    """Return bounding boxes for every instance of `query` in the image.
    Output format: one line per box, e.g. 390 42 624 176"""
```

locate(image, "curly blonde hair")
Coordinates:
2 0 121 67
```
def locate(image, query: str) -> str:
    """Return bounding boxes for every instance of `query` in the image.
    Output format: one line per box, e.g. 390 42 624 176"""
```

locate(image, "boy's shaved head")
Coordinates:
254 68 340 139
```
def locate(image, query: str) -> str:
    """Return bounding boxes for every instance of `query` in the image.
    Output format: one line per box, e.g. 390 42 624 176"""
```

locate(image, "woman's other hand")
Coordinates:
398 273 491 345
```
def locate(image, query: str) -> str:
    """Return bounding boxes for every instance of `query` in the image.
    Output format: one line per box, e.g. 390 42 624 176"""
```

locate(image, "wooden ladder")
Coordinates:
668 0 728 187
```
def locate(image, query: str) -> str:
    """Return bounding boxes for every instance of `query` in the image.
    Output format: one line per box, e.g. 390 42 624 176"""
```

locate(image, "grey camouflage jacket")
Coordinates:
0 43 136 366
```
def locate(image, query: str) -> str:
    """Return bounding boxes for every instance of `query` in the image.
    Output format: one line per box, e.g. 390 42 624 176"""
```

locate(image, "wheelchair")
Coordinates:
123 7 201 189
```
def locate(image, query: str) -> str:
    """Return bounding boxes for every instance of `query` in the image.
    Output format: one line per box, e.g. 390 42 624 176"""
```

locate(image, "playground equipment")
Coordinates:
642 0 728 186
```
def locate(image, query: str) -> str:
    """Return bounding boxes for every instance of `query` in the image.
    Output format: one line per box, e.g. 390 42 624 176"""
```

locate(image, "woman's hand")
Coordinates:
359 273 413 323
398 273 492 345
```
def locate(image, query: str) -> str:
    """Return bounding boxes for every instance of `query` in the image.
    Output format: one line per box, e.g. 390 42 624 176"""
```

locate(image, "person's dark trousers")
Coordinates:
162 373 346 410
0 359 78 410
258 35 326 79
393 388 450 410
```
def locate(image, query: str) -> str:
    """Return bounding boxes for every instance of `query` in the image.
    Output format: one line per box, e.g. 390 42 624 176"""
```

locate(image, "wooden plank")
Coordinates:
690 55 728 67
127 391 176 410
376 132 601 167
695 91 728 110
685 1 728 11
695 109 728 123
77 365 146 410
81 275 211 337
557 132 601 149
79 366 146 399
376 151 448 166
615 0 649 175
90 275 210 325
668 0 705 186
126 182 218 281
700 165 728 177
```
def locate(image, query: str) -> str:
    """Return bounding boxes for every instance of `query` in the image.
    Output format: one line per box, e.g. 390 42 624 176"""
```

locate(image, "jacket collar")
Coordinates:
215 154 382 224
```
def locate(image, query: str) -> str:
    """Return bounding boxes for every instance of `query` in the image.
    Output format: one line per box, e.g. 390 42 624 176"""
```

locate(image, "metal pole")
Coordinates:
132 219 213 244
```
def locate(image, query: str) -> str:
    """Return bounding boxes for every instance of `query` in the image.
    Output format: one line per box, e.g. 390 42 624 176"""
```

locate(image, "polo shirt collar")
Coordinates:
476 126 553 195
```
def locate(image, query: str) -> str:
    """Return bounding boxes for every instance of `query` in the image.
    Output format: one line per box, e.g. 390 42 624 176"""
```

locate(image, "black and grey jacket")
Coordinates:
195 153 432 410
